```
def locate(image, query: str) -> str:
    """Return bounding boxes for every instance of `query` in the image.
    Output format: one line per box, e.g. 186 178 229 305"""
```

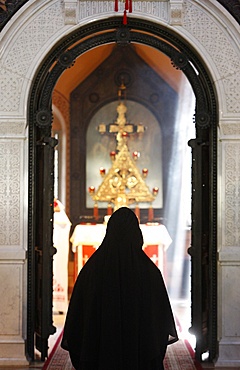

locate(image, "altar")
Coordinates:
70 223 172 281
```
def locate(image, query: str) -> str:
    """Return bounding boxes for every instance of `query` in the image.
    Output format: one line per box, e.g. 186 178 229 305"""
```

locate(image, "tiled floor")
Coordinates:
172 300 240 370
1 302 239 369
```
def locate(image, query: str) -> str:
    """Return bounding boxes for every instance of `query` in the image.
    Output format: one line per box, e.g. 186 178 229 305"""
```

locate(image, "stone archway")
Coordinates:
28 17 218 361
1 0 239 366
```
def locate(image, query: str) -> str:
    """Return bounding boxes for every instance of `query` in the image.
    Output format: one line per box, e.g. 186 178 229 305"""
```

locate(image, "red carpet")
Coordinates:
42 331 202 370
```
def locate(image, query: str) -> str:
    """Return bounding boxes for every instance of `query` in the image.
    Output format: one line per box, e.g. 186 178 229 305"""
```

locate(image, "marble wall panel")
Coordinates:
222 265 240 337
0 138 27 259
221 141 240 249
0 262 23 338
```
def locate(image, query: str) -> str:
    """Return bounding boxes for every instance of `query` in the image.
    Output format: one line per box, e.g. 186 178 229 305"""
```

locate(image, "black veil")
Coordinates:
61 207 178 370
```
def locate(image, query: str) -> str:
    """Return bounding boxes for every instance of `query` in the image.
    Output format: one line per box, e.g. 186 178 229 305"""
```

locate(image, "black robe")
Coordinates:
61 207 178 370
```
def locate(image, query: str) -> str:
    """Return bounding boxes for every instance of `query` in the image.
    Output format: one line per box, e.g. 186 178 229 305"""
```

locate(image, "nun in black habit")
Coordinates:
61 207 178 370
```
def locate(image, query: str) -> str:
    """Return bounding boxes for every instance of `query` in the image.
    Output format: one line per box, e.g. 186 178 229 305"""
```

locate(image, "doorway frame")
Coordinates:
27 17 218 361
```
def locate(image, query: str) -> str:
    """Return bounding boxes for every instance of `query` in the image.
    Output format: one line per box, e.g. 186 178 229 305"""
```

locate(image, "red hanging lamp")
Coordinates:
115 0 132 25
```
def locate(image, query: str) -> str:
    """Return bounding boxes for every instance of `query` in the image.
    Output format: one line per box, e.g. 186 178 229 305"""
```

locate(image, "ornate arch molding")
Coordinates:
216 0 240 24
31 17 217 133
28 17 218 360
0 0 239 31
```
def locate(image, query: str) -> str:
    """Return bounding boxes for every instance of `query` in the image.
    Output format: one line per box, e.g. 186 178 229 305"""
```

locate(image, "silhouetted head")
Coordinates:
105 207 143 249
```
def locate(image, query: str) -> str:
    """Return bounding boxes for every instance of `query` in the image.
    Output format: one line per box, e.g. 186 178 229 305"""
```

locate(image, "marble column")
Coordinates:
0 132 29 366
216 140 240 367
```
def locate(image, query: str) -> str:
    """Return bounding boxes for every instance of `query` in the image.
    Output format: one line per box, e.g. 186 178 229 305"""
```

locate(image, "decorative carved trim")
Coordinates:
64 0 78 25
169 0 183 26
77 1 169 22
195 111 211 129
0 63 23 114
182 1 240 115
223 74 240 114
224 142 240 247
0 1 239 33
0 1 239 118
0 140 21 246
58 50 76 68
0 121 26 136
220 122 240 137
36 109 53 128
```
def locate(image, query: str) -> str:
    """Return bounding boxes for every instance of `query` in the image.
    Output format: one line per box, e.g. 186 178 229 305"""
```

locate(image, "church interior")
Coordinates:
51 42 195 300
50 41 197 363
47 40 199 360
0 0 240 368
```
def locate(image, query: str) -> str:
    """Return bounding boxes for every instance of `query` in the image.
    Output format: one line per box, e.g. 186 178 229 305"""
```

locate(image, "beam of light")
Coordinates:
165 75 195 304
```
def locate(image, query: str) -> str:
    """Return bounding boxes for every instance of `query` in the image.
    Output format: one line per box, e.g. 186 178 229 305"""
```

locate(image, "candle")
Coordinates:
142 168 148 177
88 186 95 194
110 151 116 160
152 187 159 196
133 151 140 160
99 167 106 176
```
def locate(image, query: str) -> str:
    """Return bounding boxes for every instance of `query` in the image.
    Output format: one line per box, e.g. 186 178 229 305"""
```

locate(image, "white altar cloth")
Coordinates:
71 224 106 253
70 223 172 279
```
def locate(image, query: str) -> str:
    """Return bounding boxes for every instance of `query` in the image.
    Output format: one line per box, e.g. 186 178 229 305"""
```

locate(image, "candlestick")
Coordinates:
107 203 113 215
142 168 148 178
94 202 99 220
135 204 140 221
148 205 154 222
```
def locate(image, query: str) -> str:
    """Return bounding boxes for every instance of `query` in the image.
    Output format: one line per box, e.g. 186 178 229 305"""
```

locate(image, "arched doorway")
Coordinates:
27 17 218 363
